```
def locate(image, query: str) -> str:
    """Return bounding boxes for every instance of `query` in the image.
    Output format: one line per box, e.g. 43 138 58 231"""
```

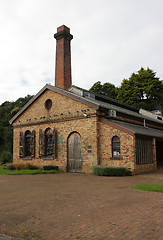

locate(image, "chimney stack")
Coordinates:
54 25 73 90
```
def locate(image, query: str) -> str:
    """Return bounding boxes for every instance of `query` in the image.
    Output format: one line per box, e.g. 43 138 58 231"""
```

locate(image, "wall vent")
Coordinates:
108 110 116 118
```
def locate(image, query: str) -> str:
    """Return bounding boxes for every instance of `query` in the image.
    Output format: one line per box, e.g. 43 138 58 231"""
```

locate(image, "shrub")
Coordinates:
93 165 127 176
125 168 133 176
6 164 16 170
42 165 59 171
0 151 13 165
15 164 26 170
25 163 40 170
13 163 40 170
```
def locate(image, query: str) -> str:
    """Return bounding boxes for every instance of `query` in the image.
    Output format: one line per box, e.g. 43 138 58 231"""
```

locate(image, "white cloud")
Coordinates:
0 0 163 104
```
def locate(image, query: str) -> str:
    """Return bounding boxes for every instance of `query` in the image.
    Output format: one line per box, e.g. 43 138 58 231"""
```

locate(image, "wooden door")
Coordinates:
67 132 82 173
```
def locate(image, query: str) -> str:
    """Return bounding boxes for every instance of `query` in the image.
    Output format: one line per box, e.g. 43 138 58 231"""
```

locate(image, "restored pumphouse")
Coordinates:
10 25 163 174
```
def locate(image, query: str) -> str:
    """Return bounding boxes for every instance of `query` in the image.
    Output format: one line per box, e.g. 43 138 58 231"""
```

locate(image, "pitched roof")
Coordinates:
70 86 163 125
70 85 139 112
9 84 163 126
111 120 163 138
100 118 163 138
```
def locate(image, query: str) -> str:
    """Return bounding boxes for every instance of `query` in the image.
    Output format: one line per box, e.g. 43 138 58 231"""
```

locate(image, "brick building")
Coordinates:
10 25 163 174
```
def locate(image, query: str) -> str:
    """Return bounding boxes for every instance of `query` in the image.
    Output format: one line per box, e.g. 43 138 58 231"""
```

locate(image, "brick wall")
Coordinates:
99 121 135 171
13 90 98 173
98 121 158 174
13 117 99 172
12 89 159 174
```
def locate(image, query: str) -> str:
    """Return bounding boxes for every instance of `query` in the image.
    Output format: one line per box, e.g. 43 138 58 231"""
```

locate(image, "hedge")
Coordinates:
93 165 127 176
42 165 59 171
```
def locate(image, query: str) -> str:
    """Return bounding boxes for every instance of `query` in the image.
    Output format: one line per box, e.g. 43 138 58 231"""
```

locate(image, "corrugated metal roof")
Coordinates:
111 120 163 138
81 97 162 124
70 86 163 125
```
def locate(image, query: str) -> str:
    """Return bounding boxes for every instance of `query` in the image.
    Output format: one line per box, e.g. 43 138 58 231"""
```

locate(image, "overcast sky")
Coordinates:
0 0 163 104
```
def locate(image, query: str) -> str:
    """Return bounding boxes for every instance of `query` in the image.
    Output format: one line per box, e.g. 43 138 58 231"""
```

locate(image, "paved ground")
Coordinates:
0 170 163 240
0 234 18 240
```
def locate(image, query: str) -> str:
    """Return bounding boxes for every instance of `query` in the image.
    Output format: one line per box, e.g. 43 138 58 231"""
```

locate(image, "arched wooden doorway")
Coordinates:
67 132 82 173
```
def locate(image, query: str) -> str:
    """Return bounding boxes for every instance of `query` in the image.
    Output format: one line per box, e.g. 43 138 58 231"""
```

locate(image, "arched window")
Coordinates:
25 130 32 156
39 128 57 158
112 136 120 157
45 128 53 156
19 130 35 158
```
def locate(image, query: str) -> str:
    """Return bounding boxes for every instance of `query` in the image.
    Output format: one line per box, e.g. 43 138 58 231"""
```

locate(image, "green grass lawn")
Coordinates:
0 165 58 175
131 184 163 193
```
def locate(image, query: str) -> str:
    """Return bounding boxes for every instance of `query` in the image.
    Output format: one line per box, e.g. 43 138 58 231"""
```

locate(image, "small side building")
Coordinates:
10 25 163 174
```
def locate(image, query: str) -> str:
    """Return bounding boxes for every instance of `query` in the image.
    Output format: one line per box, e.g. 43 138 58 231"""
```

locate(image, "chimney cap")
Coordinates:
54 25 73 41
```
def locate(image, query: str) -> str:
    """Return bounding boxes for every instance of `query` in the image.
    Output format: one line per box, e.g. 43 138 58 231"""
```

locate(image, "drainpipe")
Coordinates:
96 116 100 165
144 119 148 128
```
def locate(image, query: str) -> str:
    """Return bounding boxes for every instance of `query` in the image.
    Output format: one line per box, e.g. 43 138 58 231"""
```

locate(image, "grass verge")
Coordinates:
131 184 163 193
0 165 58 175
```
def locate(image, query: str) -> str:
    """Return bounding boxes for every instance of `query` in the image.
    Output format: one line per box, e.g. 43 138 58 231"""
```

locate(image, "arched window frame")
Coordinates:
112 136 121 157
19 130 35 159
39 127 57 159
19 131 24 158
45 128 53 157
25 130 32 157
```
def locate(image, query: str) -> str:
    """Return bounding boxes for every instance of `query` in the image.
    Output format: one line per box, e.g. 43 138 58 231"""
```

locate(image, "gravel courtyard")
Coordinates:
0 170 163 240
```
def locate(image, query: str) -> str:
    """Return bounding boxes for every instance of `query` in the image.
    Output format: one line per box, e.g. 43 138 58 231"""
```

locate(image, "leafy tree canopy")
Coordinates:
89 81 118 99
117 67 163 110
89 68 163 111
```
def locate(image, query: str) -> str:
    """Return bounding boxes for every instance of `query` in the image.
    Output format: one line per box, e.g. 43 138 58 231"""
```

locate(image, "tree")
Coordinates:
117 67 163 110
89 81 103 95
89 81 117 99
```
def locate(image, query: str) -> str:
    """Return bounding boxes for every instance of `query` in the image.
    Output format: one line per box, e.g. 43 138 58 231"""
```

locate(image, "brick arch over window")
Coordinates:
112 136 121 157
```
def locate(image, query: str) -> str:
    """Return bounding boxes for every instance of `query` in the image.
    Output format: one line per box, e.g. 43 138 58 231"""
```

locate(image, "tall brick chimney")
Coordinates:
54 25 73 90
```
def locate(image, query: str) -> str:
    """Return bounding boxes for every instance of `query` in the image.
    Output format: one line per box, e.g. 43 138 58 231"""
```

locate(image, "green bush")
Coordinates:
93 165 127 176
0 151 12 165
42 165 59 171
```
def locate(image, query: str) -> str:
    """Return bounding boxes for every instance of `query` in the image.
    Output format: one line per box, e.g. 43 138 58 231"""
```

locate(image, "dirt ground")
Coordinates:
0 170 163 240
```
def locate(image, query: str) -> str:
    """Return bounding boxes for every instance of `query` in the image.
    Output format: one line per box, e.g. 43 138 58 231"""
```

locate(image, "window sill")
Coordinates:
42 157 54 160
23 157 32 160
110 157 123 160
136 162 154 165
